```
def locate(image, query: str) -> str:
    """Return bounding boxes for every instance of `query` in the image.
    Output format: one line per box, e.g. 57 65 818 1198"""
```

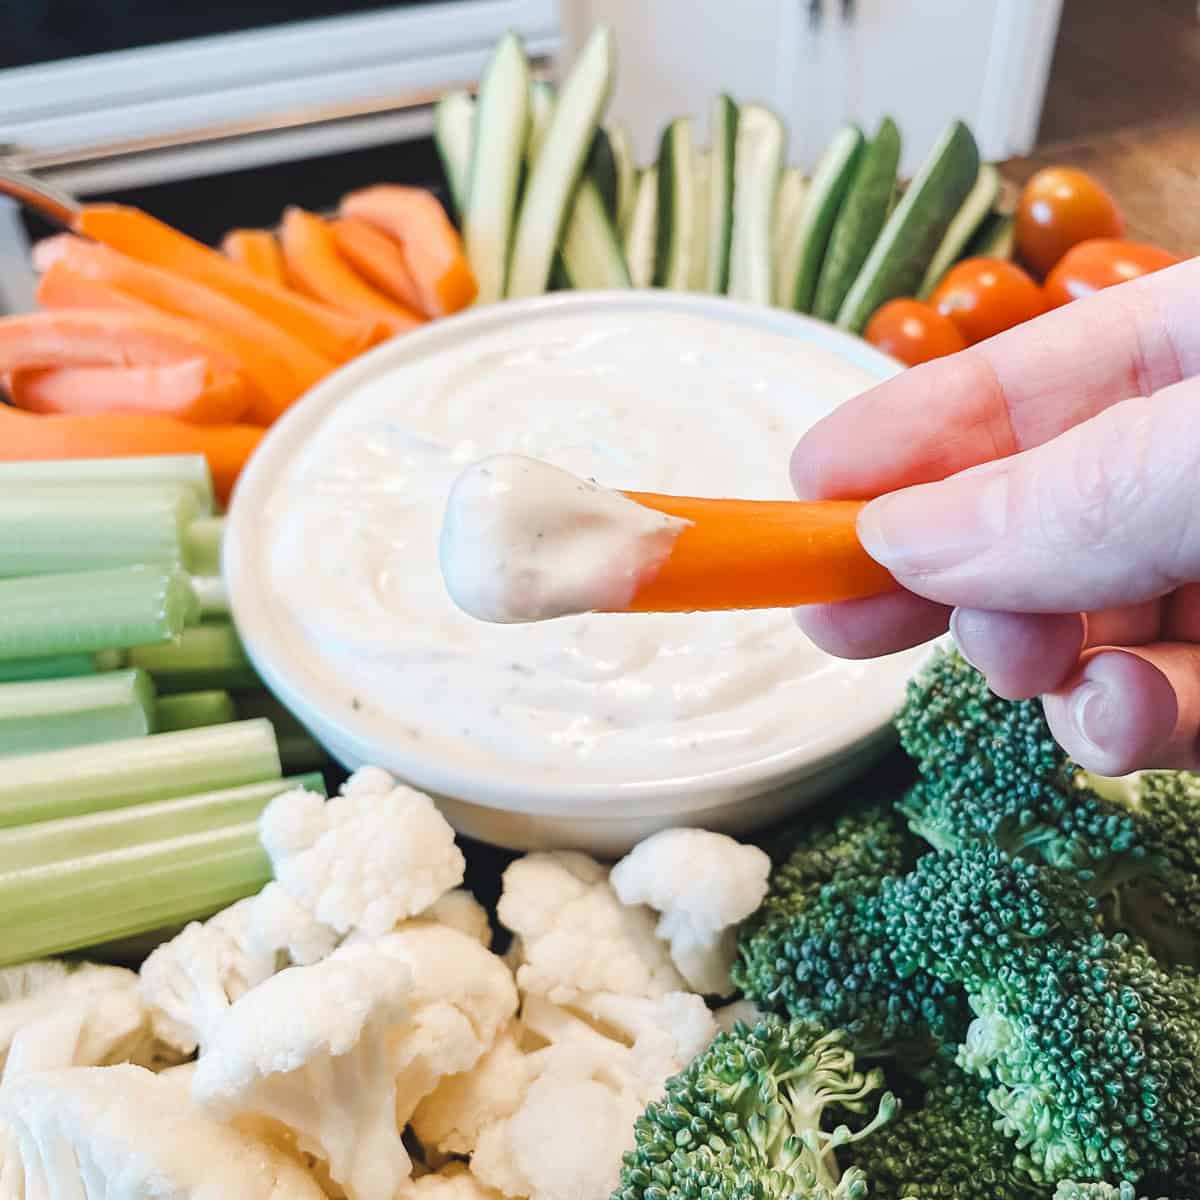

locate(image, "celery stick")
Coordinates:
0 483 201 577
0 654 100 683
126 621 258 693
0 455 214 513
0 565 198 662
0 823 270 965
0 772 324 872
190 575 229 617
186 516 225 576
154 690 235 732
234 691 328 770
0 669 156 757
0 718 281 829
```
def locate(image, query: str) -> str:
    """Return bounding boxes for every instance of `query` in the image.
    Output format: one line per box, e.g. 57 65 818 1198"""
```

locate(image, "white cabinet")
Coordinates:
560 0 1062 171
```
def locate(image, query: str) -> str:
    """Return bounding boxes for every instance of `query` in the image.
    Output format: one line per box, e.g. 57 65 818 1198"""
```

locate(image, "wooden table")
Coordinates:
1001 117 1200 257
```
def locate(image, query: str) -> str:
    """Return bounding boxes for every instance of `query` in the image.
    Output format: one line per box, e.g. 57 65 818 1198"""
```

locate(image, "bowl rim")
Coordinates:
224 289 927 817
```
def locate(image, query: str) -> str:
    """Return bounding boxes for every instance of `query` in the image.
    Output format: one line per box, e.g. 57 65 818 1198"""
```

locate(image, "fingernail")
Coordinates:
948 608 983 670
857 469 1010 576
1073 679 1121 752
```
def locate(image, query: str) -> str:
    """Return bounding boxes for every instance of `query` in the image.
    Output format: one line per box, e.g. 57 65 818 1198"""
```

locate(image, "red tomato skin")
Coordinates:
864 298 967 367
1044 238 1184 307
929 258 1046 345
1016 166 1125 276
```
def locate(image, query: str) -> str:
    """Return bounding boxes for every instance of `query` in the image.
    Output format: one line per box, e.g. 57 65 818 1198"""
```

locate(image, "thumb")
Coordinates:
857 375 1200 613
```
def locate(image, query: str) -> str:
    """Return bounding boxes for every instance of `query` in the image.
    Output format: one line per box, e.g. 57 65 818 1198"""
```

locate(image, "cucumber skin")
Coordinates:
653 119 694 289
812 118 901 322
963 210 1016 261
706 95 738 294
587 129 619 218
784 126 864 314
837 119 981 333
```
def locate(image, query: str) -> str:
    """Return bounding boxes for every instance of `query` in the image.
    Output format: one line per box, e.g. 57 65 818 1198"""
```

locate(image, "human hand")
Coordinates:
792 256 1200 776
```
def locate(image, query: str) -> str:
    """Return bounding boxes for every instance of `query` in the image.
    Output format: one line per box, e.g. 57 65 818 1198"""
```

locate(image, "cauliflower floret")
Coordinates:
0 960 152 1083
405 1163 505 1200
417 888 492 947
248 881 340 965
139 898 278 1057
712 998 764 1034
192 945 414 1200
372 924 517 1125
261 773 465 939
497 852 685 1004
412 1025 532 1156
0 1064 326 1198
609 828 770 995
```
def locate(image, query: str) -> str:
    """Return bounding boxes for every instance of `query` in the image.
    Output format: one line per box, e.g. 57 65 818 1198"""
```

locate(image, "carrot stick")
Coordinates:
330 217 427 314
221 229 286 285
35 263 158 316
0 404 262 503
616 493 896 612
6 360 249 424
34 236 331 425
74 204 385 360
339 186 478 316
280 209 424 335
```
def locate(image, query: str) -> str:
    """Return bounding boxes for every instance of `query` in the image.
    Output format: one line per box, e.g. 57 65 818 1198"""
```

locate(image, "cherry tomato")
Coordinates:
929 257 1046 345
864 298 967 366
1016 166 1125 276
1043 238 1183 307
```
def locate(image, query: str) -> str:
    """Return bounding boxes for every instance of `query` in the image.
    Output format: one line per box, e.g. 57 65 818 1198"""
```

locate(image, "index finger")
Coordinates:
792 254 1200 501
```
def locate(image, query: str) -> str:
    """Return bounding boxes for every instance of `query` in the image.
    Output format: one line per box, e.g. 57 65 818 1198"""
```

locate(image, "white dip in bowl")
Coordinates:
226 292 930 854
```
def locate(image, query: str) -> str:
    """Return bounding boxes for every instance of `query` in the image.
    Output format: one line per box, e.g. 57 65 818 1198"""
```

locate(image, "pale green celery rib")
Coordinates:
154 689 236 732
0 455 214 513
0 717 281 829
0 483 200 578
0 772 324 872
190 575 229 617
0 822 270 966
0 564 199 662
126 620 258 693
0 654 99 683
233 691 329 769
0 668 156 757
186 516 225 576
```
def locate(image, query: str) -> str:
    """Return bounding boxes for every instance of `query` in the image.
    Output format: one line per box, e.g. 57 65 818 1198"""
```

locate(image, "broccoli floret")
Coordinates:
896 649 1200 967
845 1058 1038 1200
733 802 969 1050
1053 1185 1169 1200
876 843 1200 1184
614 1015 898 1200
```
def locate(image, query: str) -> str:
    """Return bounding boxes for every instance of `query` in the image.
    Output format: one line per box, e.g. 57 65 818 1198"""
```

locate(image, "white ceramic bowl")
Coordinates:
225 291 930 856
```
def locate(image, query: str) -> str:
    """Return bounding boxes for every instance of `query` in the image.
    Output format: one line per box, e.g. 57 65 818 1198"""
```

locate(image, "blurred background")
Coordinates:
2 0 1196 312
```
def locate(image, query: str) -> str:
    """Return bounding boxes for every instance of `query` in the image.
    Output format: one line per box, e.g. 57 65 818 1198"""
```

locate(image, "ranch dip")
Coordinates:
264 309 884 784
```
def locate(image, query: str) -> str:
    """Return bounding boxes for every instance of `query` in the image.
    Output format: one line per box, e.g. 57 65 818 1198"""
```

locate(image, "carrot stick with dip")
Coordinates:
438 454 896 621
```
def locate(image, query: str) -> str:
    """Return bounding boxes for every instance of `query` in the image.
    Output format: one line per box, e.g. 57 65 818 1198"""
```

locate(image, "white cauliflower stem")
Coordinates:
0 1065 326 1198
609 828 770 995
0 960 152 1083
260 769 466 939
192 945 414 1200
497 852 685 1003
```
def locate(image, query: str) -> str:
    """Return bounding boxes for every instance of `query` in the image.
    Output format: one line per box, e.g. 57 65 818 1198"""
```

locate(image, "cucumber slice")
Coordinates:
506 27 616 299
462 33 530 305
560 178 631 290
836 119 981 332
624 167 658 288
963 209 1016 261
433 91 476 222
917 162 1001 298
653 118 697 290
772 168 809 306
812 118 901 321
727 104 786 306
609 124 637 236
587 128 619 218
689 151 712 292
777 124 864 314
706 95 738 293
